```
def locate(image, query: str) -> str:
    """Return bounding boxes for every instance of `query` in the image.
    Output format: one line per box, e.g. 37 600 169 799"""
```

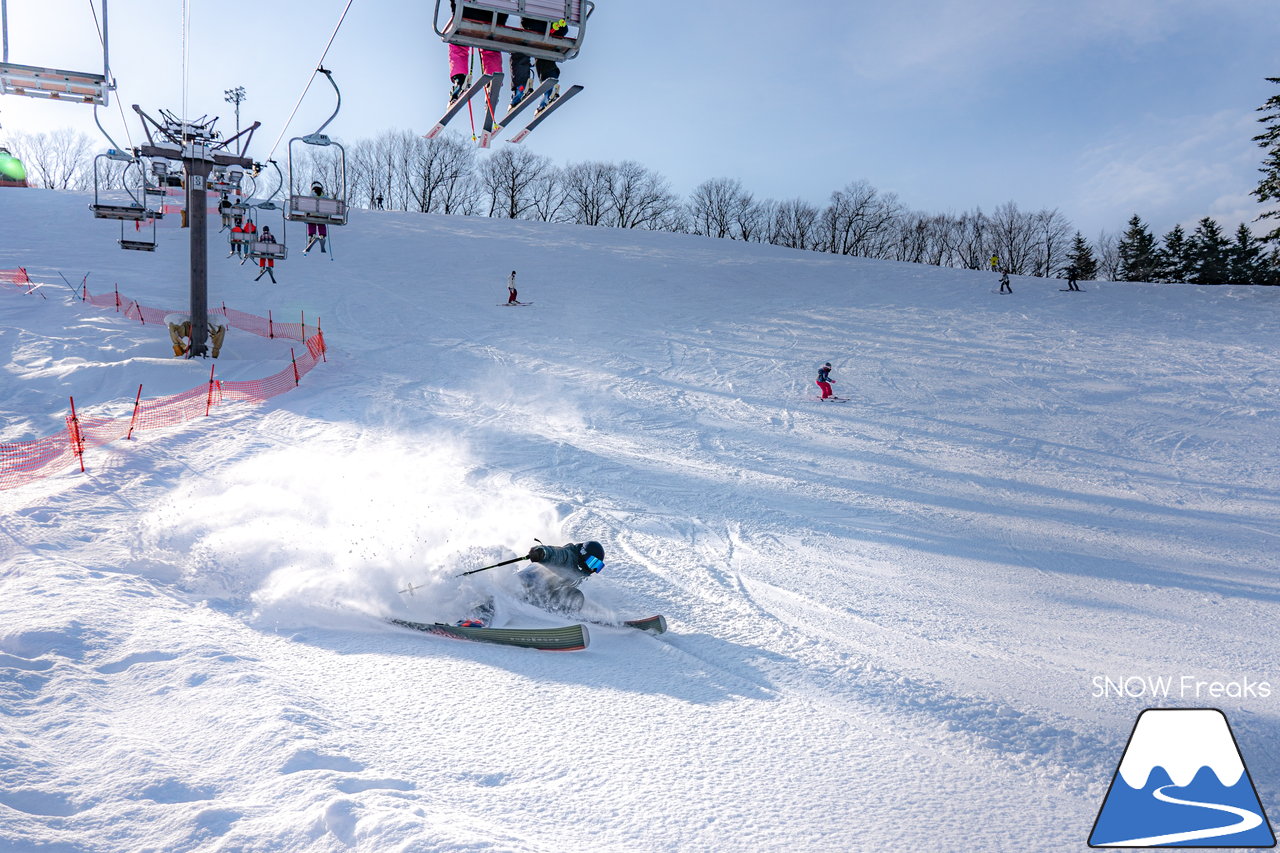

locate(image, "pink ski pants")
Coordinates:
449 45 502 78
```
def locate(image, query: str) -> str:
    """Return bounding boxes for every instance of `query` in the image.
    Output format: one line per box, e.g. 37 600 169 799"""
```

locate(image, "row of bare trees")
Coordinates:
299 132 1088 276
7 126 1100 278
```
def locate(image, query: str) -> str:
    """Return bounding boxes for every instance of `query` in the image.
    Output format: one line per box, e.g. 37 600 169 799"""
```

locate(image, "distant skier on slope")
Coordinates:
999 270 1012 294
516 540 605 614
816 362 836 400
507 270 519 304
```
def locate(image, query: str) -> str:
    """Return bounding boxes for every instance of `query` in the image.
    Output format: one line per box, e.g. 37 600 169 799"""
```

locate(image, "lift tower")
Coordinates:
132 107 260 357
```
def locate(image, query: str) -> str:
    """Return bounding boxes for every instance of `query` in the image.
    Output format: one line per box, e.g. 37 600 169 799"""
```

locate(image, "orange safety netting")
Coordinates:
0 268 329 490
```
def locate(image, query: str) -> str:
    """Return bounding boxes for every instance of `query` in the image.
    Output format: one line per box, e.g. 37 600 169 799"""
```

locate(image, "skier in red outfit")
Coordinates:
816 362 835 399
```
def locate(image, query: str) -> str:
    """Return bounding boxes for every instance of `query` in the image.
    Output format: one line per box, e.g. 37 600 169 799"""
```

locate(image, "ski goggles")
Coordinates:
583 555 604 572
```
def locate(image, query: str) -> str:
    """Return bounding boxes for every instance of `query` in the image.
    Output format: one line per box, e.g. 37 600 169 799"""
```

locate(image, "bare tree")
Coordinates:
413 133 478 214
563 160 614 226
608 161 679 229
821 180 903 258
688 177 754 239
526 163 567 222
11 129 95 190
988 201 1038 274
477 146 554 219
767 197 820 250
1030 207 1073 277
1096 229 1122 281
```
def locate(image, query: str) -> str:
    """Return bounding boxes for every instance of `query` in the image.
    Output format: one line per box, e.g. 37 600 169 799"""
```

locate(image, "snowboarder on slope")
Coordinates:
515 541 605 613
816 362 835 400
507 270 519 304
999 270 1012 294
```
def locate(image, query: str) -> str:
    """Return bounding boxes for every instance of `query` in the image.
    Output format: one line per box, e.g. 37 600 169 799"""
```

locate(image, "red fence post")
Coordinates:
114 283 121 312
206 365 216 416
127 384 143 439
268 309 274 339
68 397 85 473
290 349 300 386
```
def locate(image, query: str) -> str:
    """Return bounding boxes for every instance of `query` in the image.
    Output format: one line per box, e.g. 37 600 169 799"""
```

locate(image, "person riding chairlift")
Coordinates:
305 182 329 254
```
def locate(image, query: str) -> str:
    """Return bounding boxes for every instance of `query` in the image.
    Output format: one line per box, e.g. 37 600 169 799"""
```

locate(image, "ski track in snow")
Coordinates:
2 191 1280 851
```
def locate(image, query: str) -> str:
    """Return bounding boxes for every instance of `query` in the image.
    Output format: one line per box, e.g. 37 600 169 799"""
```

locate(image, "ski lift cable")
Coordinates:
85 0 134 151
181 0 191 124
266 0 357 161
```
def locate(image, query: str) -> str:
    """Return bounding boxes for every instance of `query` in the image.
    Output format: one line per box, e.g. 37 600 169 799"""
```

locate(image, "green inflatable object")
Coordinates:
0 151 27 182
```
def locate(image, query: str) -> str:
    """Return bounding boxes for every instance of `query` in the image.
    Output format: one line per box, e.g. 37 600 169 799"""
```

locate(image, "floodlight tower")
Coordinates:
133 106 260 357
223 86 246 154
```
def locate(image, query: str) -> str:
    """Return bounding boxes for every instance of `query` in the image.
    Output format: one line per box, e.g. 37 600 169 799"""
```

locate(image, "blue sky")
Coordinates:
1 0 1276 240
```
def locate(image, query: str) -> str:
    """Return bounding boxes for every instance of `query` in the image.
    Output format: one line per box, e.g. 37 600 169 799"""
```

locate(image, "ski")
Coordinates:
479 78 556 148
480 72 504 135
424 74 495 140
570 614 667 634
508 85 584 144
497 301 533 306
620 615 667 634
389 618 589 651
812 396 849 402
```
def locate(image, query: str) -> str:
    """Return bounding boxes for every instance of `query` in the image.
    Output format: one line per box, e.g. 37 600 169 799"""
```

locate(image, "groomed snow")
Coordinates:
1 188 1279 851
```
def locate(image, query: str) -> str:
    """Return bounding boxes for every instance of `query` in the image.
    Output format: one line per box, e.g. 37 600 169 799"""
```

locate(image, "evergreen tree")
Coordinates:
1117 214 1160 281
1158 224 1191 283
1063 231 1098 280
1230 223 1267 284
1186 217 1232 284
1252 77 1280 245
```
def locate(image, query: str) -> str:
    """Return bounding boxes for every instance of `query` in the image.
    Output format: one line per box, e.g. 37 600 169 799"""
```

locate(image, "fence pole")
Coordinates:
68 397 85 473
268 309 274 339
318 317 326 362
206 365 216 416
127 384 143 439
114 283 121 312
291 348 300 386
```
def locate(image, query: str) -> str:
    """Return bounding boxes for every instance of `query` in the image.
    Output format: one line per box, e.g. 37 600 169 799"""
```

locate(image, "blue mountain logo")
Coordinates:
1090 708 1276 848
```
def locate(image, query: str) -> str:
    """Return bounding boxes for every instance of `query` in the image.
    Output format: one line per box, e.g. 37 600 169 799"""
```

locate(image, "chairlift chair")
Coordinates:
246 237 287 263
245 160 288 263
119 217 156 252
208 164 244 194
89 151 148 221
286 68 348 230
433 0 594 63
0 0 116 106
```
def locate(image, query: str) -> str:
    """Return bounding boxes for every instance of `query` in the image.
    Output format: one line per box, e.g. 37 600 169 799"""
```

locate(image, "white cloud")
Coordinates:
1072 109 1270 233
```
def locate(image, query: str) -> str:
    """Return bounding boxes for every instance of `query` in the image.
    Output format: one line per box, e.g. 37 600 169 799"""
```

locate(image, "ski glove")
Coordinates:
528 546 546 562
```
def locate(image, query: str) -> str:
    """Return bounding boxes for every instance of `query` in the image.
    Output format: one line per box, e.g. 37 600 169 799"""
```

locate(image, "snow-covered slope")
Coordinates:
1 189 1279 851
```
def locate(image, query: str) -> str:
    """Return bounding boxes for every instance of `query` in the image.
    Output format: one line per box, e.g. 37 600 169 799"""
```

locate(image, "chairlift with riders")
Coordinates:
286 67 347 257
432 0 594 63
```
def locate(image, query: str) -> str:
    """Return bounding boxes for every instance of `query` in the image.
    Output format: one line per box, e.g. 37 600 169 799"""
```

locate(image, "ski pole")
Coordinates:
401 552 534 594
456 554 529 578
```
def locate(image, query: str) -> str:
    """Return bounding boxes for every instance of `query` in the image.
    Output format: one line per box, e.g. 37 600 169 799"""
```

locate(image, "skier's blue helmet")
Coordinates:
578 541 605 573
